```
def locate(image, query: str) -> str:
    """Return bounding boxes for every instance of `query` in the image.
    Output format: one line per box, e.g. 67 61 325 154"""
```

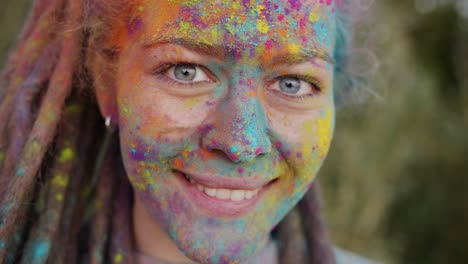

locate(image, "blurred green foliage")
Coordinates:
0 1 467 264
320 1 468 263
0 0 31 66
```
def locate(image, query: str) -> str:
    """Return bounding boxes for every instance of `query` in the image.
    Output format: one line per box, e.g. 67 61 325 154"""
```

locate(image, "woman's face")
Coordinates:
113 0 336 262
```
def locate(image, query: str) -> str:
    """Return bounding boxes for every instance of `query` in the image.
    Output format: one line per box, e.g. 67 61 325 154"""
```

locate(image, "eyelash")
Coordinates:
151 63 323 99
152 62 215 87
271 74 323 99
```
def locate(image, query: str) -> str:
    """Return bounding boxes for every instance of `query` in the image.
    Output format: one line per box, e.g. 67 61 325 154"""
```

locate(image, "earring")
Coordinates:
105 116 112 127
90 115 116 190
104 116 117 132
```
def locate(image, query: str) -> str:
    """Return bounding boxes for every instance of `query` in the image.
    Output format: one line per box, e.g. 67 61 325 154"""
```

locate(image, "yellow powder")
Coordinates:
309 12 320 22
287 43 301 54
257 20 269 34
317 108 333 158
301 121 315 157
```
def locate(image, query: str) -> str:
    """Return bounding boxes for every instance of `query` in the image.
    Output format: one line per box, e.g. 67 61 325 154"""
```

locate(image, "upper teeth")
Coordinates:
188 177 260 201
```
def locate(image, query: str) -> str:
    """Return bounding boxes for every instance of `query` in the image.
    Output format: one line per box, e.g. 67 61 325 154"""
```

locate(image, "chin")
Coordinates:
176 238 262 264
167 221 270 264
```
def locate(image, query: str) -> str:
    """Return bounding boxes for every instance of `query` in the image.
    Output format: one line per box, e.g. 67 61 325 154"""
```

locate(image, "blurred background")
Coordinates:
1 0 467 263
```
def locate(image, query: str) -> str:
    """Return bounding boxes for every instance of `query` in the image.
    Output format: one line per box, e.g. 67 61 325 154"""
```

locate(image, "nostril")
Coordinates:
201 122 271 162
255 147 265 156
205 139 271 163
227 149 261 163
210 139 218 146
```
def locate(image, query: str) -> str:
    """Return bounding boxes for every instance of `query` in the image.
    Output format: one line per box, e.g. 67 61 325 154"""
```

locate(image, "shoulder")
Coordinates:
333 247 381 264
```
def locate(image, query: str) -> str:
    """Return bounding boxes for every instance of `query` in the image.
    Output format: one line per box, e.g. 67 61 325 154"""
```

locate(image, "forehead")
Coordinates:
133 0 336 55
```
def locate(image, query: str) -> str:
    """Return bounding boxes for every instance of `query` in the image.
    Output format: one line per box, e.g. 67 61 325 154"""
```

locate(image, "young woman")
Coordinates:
0 0 357 263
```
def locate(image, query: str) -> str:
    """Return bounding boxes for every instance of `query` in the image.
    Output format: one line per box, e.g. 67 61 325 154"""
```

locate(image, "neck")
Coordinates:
133 196 196 263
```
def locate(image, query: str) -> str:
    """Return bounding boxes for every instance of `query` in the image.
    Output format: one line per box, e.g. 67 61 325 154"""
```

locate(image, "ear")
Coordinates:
87 45 119 125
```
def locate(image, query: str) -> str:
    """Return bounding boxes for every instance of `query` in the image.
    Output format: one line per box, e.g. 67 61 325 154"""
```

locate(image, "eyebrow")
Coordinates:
267 52 334 67
143 38 334 66
143 38 226 59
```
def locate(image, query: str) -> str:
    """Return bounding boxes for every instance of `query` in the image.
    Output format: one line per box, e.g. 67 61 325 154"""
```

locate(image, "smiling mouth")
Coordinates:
182 174 261 201
174 170 278 217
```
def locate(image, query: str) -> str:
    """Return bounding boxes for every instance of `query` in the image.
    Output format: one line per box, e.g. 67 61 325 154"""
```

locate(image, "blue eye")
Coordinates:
279 77 301 94
174 64 197 81
270 76 318 97
167 63 212 83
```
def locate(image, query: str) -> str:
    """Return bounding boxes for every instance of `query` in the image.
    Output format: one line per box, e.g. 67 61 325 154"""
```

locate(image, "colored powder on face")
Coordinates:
129 18 143 35
128 174 146 191
301 121 315 157
179 21 191 32
177 0 201 7
116 0 337 261
254 147 263 155
242 116 260 150
274 141 283 148
317 107 334 158
257 20 269 34
313 19 331 45
264 39 273 50
185 97 200 108
288 0 302 10
286 42 301 53
122 106 131 115
144 170 154 186
130 147 146 161
230 146 238 154
173 158 183 168
309 12 320 22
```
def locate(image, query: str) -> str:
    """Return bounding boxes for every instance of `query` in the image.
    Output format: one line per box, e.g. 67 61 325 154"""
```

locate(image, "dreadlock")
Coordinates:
0 0 357 263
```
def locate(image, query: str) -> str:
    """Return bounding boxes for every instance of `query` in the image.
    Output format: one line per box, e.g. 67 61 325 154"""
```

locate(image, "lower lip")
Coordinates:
174 171 271 218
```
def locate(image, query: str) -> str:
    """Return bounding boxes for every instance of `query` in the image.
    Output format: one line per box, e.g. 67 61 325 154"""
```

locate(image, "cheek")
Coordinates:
267 103 335 172
299 105 335 161
272 106 334 208
117 78 214 140
315 104 335 159
265 104 333 142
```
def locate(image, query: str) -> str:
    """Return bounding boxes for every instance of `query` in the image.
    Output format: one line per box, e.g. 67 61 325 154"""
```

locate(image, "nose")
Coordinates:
202 78 271 163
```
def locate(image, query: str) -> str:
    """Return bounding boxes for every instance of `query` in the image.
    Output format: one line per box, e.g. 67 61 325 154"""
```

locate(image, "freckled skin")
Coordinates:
107 0 336 263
